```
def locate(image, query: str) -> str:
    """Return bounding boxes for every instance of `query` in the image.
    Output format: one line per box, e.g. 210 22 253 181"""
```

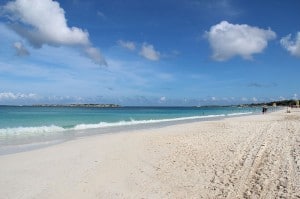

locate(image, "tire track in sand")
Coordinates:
212 115 300 199
213 122 276 198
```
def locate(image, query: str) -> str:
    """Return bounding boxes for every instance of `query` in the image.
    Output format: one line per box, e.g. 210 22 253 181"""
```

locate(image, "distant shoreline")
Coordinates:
0 99 298 108
0 104 121 108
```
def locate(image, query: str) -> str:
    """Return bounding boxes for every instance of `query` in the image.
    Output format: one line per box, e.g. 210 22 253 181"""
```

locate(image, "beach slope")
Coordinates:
0 110 299 198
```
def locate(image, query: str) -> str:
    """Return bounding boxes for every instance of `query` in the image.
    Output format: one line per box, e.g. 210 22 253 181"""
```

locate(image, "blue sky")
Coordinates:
0 0 299 105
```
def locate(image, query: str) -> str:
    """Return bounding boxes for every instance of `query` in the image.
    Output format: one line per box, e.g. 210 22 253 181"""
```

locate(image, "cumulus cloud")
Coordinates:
205 21 276 61
0 92 38 100
280 32 300 57
140 43 160 61
117 40 136 51
13 41 29 56
4 0 89 47
3 0 106 65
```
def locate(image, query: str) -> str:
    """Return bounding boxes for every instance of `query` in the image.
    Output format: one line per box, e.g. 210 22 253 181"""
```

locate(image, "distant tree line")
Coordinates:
246 99 299 107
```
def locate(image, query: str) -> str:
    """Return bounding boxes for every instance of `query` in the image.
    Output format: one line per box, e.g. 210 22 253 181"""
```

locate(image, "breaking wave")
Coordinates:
0 112 252 141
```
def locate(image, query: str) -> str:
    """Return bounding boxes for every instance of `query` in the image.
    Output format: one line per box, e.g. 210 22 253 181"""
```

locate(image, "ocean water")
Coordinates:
0 106 263 149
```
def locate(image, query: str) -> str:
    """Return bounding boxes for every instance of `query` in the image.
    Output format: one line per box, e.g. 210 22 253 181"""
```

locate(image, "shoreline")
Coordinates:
1 109 299 198
0 109 264 155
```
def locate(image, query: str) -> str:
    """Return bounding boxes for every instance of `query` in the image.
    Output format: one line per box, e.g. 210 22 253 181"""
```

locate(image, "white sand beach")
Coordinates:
0 109 300 198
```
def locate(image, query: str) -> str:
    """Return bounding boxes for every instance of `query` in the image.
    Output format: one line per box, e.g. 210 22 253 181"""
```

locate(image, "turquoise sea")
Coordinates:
0 106 265 153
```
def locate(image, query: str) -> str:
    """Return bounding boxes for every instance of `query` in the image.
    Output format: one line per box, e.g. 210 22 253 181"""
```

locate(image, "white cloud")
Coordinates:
0 92 39 100
84 46 107 66
4 0 89 46
140 43 160 61
3 0 106 65
293 93 298 100
211 96 217 101
117 40 136 51
252 97 258 102
241 97 248 101
280 32 300 57
96 10 106 19
160 96 166 102
13 41 29 56
205 21 276 61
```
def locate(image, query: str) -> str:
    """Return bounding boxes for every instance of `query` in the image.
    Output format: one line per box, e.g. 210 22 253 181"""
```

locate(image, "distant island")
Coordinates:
32 104 121 108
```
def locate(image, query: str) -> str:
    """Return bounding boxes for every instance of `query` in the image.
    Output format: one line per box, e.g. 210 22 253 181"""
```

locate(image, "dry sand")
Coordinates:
0 109 300 198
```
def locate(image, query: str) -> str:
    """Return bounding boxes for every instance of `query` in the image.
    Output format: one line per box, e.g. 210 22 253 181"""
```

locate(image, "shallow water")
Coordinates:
0 106 265 150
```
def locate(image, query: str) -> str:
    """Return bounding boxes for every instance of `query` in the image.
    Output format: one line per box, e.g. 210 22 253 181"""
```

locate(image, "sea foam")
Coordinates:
0 112 253 141
73 114 227 130
227 112 253 116
0 125 65 136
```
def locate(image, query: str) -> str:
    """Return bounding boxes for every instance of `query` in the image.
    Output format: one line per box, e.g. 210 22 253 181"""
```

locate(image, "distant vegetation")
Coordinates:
245 99 299 107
